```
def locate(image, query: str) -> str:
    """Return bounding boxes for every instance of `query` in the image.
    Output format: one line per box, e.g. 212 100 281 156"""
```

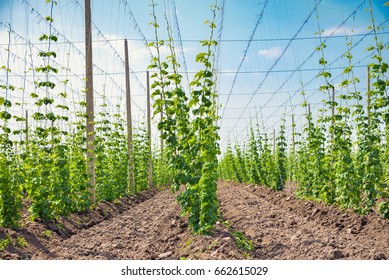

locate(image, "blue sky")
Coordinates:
0 0 388 150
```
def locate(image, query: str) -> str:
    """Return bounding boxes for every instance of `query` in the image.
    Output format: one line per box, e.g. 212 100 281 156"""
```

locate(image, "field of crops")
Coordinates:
0 0 388 260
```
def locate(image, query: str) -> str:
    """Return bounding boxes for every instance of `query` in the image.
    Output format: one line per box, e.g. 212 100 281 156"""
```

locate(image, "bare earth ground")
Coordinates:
1 181 388 260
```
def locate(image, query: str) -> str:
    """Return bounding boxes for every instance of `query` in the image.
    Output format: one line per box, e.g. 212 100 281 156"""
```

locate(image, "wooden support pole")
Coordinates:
124 39 135 192
85 0 96 203
146 71 153 188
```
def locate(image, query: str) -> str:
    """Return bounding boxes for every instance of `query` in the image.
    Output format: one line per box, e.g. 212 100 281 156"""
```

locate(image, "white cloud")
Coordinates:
321 26 366 37
257 46 282 59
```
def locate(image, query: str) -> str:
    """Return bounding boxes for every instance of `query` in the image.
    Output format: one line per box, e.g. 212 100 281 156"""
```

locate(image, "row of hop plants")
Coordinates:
0 0 170 229
218 0 389 218
0 0 222 234
148 0 221 233
295 0 388 217
217 121 287 192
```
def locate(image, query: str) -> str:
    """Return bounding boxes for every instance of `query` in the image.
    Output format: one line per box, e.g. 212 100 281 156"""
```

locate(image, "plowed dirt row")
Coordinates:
218 181 389 259
1 181 388 260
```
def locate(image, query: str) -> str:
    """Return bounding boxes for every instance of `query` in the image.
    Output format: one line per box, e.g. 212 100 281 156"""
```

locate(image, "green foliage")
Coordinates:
42 229 52 237
231 231 254 252
378 201 389 218
0 139 23 228
259 133 277 189
149 0 220 234
0 0 180 228
0 0 169 228
218 1 388 220
1 0 388 229
0 58 23 229
15 236 28 247
233 144 249 183
274 119 287 191
152 148 172 187
22 1 75 220
247 127 261 184
133 126 151 192
0 238 10 250
218 126 285 192
65 123 90 212
95 110 129 201
217 143 239 182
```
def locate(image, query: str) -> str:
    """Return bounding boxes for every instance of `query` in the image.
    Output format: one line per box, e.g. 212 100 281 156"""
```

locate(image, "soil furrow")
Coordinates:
2 181 388 260
217 181 389 259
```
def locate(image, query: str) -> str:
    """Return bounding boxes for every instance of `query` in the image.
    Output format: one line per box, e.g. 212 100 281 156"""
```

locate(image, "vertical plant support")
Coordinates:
148 1 221 233
160 109 164 156
25 110 29 149
330 88 335 170
124 39 135 192
331 88 335 144
366 65 371 124
273 129 276 154
146 71 153 188
291 114 295 156
290 114 296 181
85 0 96 203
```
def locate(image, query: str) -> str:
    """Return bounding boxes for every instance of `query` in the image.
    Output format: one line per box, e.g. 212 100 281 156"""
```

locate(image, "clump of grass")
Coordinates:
208 239 219 250
15 237 28 248
42 229 52 237
0 238 10 250
231 231 254 252
220 219 254 252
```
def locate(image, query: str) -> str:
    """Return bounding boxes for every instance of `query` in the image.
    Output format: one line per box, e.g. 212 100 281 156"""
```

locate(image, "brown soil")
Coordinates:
1 181 388 260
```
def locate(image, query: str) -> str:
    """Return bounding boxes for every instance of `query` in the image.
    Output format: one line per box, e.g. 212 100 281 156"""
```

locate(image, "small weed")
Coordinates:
184 238 193 247
231 231 254 252
42 230 52 237
100 209 108 217
221 220 231 228
56 223 66 232
0 238 10 250
220 219 254 252
15 237 28 248
113 199 121 205
243 251 251 259
208 239 218 250
220 219 254 253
